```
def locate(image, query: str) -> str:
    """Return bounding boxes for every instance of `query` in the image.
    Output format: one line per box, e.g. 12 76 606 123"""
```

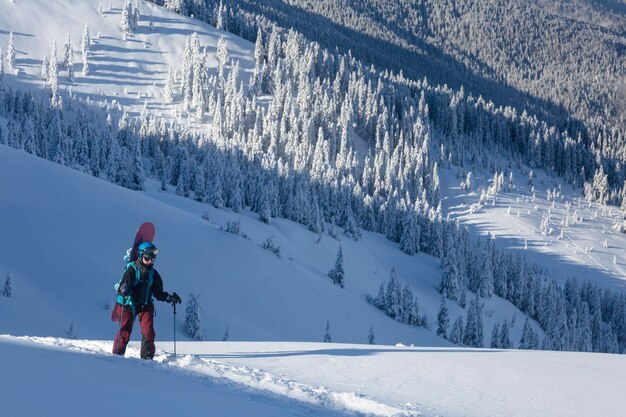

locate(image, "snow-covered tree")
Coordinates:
184 293 203 340
437 297 449 339
324 321 332 343
7 31 15 69
328 245 345 288
81 25 90 75
49 42 60 107
500 321 512 349
449 316 464 344
490 323 501 348
368 326 375 345
64 34 74 83
463 296 484 347
519 317 539 349
2 272 12 298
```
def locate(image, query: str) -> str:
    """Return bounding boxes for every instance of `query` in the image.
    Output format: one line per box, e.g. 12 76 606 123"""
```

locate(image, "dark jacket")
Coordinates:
117 260 169 306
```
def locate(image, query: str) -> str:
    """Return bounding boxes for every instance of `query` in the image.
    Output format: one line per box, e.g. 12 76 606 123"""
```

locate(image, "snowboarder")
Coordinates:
112 242 181 359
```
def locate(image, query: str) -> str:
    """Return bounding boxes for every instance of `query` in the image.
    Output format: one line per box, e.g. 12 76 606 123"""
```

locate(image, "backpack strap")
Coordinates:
114 262 155 308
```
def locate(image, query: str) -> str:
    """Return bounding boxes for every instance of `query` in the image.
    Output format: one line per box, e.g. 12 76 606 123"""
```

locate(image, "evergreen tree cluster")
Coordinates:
151 0 626 215
367 267 428 328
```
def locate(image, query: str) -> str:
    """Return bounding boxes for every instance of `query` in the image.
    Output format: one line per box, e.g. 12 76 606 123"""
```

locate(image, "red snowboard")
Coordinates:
111 222 155 322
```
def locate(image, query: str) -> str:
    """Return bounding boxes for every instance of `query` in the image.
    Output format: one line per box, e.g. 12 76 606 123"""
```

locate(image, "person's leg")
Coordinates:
112 305 135 355
138 304 156 359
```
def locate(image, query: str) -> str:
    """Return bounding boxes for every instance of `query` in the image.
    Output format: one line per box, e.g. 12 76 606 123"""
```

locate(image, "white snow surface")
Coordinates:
1 335 625 417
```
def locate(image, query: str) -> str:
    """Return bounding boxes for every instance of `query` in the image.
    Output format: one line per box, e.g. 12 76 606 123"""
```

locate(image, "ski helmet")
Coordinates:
138 242 158 258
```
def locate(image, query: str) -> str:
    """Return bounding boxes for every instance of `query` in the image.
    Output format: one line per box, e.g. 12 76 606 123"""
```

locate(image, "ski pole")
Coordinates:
172 301 177 357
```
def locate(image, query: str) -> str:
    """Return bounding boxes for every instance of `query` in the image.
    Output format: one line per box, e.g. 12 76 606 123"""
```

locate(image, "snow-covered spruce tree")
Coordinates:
64 34 74 83
499 320 512 349
81 25 90 76
66 321 77 339
184 293 203 341
222 325 229 341
40 56 49 81
439 229 461 301
48 42 60 108
121 1 134 35
384 267 402 319
327 245 344 288
437 297 449 339
463 296 484 348
323 321 332 343
399 207 419 255
2 272 13 298
216 36 230 85
519 317 539 350
449 316 464 344
7 31 15 69
490 323 501 348
368 326 375 345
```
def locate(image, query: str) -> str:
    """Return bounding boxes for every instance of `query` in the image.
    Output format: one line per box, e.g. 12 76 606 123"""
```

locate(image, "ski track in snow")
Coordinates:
6 336 420 417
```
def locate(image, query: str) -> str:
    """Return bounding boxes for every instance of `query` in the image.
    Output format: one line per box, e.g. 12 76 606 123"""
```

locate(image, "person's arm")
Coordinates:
117 267 135 296
151 270 169 302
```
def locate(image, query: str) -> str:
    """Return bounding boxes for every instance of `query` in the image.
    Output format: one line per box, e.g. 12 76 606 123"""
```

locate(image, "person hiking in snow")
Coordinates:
112 242 181 359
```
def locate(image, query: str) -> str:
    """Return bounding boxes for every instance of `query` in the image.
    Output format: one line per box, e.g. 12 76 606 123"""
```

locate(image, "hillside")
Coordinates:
0 0 254 120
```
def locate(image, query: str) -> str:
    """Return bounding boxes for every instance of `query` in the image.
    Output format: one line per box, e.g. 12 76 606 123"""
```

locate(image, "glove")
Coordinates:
118 282 130 296
167 292 182 304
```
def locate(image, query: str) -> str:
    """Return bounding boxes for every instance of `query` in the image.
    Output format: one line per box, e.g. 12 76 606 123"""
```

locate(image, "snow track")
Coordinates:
3 336 419 417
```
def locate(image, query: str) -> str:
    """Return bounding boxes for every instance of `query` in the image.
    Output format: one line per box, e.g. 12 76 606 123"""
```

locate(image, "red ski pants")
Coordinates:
112 303 156 359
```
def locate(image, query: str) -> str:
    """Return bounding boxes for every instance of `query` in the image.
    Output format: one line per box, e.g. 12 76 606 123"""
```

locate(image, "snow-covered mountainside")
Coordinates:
0 142 447 345
0 0 254 120
0 0 625 415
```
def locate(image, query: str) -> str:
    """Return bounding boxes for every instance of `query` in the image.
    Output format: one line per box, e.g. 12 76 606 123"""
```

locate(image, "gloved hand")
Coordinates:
118 282 130 296
167 292 182 304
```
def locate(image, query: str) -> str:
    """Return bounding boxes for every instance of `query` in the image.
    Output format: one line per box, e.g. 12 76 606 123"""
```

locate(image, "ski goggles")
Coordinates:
142 253 157 261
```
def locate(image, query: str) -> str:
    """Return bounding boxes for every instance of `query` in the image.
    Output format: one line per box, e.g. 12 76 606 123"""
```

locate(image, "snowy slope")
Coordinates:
440 166 626 293
2 335 625 417
0 142 462 346
0 0 254 119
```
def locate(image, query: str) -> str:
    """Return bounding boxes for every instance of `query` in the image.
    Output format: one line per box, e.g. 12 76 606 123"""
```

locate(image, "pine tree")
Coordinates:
463 296 484 348
449 316 464 344
328 245 345 288
519 317 538 350
163 66 176 103
49 42 60 107
81 25 90 76
324 321 332 343
64 34 75 83
7 31 15 69
399 208 419 255
368 326 376 344
437 297 449 339
184 293 203 341
121 1 134 35
490 323 501 348
2 272 12 298
40 55 49 81
499 321 512 349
